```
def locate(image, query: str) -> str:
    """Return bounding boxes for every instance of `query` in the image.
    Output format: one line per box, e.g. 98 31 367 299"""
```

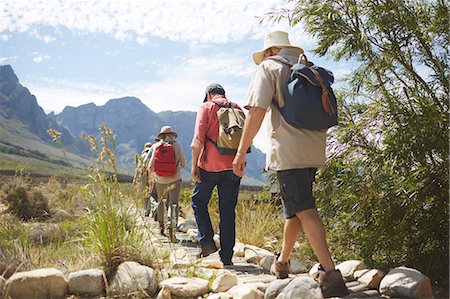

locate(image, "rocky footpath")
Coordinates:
0 217 436 299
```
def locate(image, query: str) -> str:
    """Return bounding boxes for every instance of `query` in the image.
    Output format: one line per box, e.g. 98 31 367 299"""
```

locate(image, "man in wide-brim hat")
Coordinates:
232 30 349 298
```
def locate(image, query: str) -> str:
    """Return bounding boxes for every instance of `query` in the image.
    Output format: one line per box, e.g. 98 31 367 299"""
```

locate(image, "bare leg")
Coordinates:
297 208 334 271
278 216 303 264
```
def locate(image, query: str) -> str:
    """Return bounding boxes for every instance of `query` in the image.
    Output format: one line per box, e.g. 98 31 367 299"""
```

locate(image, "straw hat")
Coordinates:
157 126 178 140
253 31 304 65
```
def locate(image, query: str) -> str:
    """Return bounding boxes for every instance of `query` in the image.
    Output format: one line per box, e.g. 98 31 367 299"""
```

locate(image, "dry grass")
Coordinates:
235 191 284 249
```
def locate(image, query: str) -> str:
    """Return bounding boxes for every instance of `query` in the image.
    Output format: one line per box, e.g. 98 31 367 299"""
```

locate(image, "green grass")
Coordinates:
0 125 317 290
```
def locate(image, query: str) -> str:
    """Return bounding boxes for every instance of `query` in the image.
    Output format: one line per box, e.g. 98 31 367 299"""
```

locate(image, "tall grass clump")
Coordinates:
235 190 284 249
0 170 50 221
0 214 33 277
80 124 157 277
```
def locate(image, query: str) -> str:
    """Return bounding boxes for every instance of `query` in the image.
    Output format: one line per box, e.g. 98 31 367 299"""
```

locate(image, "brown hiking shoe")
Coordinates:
313 267 349 298
270 254 289 279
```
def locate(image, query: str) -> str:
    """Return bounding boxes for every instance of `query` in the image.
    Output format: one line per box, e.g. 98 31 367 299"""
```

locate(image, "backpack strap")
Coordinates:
211 99 238 109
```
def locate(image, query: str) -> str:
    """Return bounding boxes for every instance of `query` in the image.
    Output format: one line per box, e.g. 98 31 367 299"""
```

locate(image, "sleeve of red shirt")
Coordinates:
191 104 208 148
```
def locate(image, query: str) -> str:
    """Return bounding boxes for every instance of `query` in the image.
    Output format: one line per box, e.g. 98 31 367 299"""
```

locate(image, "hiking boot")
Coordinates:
222 259 233 266
270 254 289 279
313 267 349 298
196 242 218 258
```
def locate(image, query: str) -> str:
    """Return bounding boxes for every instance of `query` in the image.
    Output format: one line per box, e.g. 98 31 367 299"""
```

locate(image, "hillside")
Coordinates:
0 65 266 185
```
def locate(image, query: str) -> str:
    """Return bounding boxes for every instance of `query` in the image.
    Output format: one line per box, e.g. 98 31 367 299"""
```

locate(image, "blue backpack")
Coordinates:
269 55 338 130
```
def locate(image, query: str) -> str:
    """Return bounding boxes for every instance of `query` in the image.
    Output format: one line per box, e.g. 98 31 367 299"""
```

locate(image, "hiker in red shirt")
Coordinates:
191 83 243 266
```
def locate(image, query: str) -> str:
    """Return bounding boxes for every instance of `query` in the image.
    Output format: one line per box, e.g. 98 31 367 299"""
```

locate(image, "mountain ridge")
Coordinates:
0 64 266 185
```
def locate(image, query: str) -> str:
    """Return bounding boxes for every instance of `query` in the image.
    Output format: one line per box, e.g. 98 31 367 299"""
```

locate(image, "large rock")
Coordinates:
197 268 230 280
379 266 432 299
211 272 238 292
207 292 233 299
234 242 246 257
276 276 323 299
336 260 367 281
156 285 172 299
353 269 384 289
260 255 275 272
308 263 321 276
264 278 292 299
169 248 192 268
68 268 105 297
178 220 197 233
289 259 308 274
159 277 210 297
228 284 264 299
244 245 274 264
107 261 157 297
187 228 199 243
4 268 68 299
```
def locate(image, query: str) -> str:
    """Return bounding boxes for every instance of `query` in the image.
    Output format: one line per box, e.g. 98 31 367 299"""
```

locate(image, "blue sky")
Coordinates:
0 0 353 153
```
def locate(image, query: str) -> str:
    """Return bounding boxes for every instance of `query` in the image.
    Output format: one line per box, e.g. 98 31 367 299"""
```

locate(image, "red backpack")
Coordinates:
153 142 177 177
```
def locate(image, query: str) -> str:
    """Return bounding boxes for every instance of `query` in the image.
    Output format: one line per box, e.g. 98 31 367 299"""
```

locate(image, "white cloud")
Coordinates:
32 54 50 63
0 34 11 41
0 56 17 63
0 0 295 44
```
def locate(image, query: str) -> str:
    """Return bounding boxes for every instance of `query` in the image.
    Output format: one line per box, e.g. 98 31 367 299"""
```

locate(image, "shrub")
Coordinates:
0 171 50 220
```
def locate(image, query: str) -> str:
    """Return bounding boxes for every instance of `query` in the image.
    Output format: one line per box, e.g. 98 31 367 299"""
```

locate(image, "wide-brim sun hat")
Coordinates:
253 30 304 65
157 125 178 140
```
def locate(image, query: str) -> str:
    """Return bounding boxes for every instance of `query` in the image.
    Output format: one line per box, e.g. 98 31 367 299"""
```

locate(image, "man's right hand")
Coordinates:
191 165 201 183
232 152 246 177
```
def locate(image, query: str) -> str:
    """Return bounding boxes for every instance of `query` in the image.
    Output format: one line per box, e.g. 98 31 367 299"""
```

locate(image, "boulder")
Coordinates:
207 292 233 299
336 260 367 281
379 266 432 299
187 228 199 243
200 260 224 269
244 245 274 264
228 284 264 299
178 220 197 233
211 272 238 292
276 276 322 299
289 259 308 274
159 277 210 297
234 242 246 257
260 255 275 272
68 268 105 297
197 268 230 280
353 269 384 289
4 268 68 299
264 278 292 299
107 261 157 297
169 248 192 267
156 285 172 299
308 263 321 276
